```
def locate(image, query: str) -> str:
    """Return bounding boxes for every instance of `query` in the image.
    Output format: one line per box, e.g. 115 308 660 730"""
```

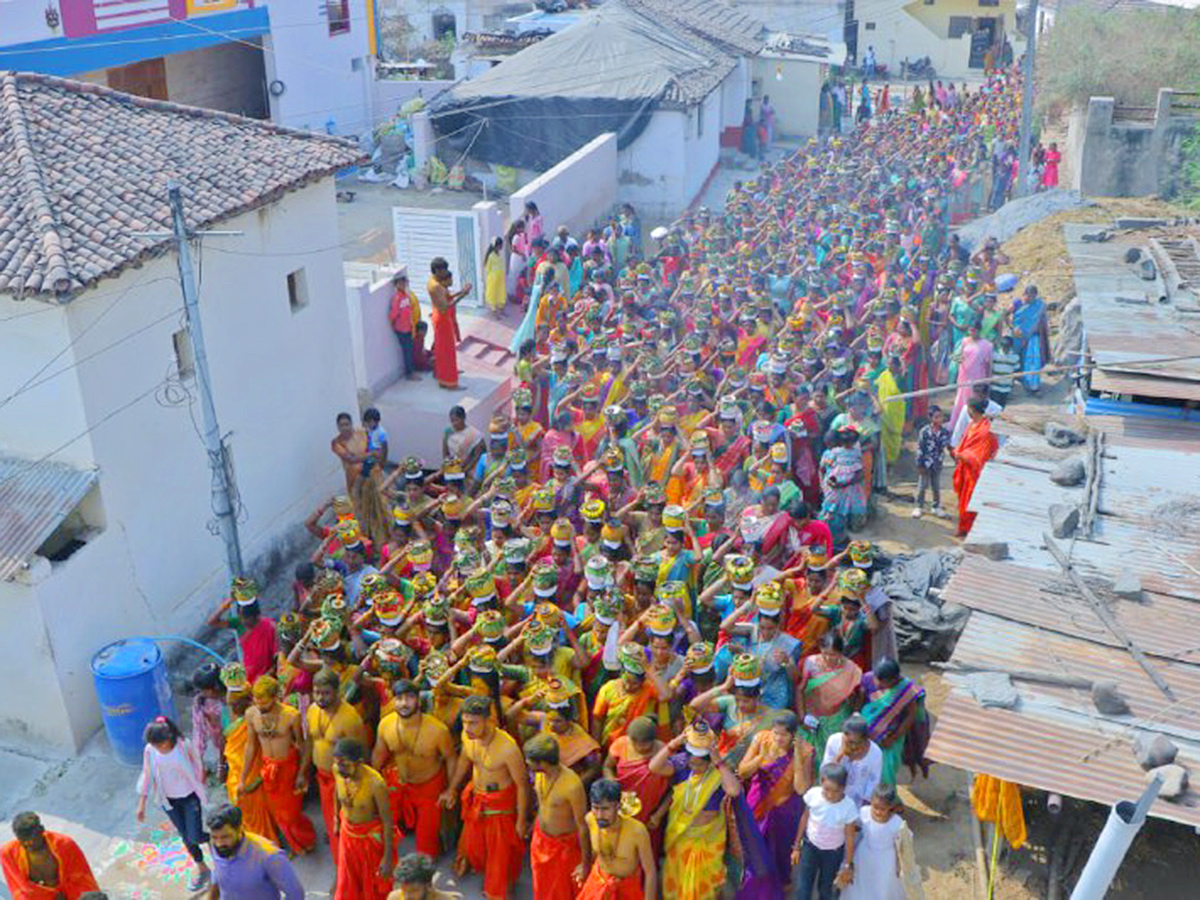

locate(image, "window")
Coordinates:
351 57 364 73
172 328 195 380
865 21 876 30
948 15 973 38
327 0 351 35
37 483 105 566
696 102 704 137
979 0 999 6
287 268 309 313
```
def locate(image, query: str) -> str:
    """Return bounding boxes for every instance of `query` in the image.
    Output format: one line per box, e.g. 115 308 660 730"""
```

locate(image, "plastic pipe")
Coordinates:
1069 776 1162 900
133 635 226 665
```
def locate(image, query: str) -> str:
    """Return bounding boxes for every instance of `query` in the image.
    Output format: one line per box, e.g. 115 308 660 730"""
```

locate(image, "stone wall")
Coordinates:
1067 89 1198 198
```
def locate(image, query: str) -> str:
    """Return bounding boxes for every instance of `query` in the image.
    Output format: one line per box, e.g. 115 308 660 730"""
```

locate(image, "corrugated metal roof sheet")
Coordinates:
0 457 98 581
966 429 1200 599
945 555 1200 660
929 693 1200 827
934 409 1200 822
1066 222 1200 398
930 613 1200 825
1091 369 1200 401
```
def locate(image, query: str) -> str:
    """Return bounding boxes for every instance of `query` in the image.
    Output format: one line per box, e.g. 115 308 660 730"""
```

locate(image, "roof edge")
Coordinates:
1 73 73 300
0 70 362 154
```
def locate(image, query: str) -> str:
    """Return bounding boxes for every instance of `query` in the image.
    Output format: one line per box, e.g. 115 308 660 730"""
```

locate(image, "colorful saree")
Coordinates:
663 768 727 900
803 656 863 762
861 673 931 784
733 749 804 900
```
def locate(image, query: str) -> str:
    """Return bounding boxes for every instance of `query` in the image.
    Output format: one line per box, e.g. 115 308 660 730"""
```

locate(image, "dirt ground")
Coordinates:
868 191 1200 898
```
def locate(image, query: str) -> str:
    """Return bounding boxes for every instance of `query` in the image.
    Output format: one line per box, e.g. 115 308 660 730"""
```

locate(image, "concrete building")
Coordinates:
430 0 769 221
0 72 362 753
851 0 1021 80
0 0 382 138
752 32 847 138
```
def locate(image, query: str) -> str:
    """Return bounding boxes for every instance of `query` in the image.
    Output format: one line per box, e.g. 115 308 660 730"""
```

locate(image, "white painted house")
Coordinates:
0 0 382 141
0 72 363 753
429 0 767 221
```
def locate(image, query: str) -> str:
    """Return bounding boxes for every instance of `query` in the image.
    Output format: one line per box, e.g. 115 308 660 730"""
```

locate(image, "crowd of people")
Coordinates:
5 68 1044 900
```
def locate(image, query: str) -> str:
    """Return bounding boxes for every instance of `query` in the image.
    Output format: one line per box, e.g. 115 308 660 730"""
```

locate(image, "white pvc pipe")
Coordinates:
1069 777 1162 900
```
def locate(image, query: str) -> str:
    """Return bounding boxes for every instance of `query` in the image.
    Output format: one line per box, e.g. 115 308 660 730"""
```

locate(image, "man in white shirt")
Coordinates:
821 714 884 808
951 384 1003 447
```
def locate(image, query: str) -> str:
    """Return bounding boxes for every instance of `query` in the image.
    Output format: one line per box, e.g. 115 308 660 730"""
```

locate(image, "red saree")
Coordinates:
953 417 998 536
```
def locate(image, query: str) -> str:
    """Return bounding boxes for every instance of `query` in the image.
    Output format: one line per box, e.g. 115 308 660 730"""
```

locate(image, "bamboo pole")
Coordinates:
882 352 1200 402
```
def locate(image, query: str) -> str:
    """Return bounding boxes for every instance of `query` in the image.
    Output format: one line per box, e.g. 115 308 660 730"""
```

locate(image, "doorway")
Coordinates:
107 57 168 100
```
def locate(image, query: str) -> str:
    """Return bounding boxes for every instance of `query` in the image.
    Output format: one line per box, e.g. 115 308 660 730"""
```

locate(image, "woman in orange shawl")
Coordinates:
952 398 998 536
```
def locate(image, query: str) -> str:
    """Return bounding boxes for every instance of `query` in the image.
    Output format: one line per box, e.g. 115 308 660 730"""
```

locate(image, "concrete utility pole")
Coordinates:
1017 0 1040 197
166 183 245 580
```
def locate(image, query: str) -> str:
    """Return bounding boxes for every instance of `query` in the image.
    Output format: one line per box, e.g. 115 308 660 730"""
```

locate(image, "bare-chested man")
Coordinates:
524 735 590 900
388 852 456 900
332 739 394 900
579 778 655 900
438 694 528 900
372 679 455 858
241 676 316 855
307 667 367 861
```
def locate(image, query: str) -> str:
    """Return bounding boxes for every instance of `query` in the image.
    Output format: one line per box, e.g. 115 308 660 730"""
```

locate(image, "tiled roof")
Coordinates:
0 71 365 302
623 0 766 56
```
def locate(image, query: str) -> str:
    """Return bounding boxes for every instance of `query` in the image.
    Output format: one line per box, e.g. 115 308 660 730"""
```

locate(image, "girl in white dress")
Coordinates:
841 784 919 900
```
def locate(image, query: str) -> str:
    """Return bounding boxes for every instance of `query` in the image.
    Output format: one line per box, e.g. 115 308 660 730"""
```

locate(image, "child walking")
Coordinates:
136 716 211 891
840 784 924 900
190 663 226 779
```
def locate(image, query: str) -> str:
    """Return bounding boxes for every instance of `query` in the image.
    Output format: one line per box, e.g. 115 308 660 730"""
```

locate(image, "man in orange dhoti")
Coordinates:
306 667 367 861
439 695 528 900
525 735 590 900
221 672 276 841
242 676 317 855
951 398 999 537
578 779 655 900
2 813 98 900
333 739 394 900
372 679 456 858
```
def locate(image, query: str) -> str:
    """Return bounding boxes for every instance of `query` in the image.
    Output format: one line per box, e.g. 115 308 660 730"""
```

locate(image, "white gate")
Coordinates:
391 207 482 309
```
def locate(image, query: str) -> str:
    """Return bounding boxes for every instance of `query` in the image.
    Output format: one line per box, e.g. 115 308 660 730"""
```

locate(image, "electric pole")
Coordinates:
166 183 245 581
1017 0 1040 197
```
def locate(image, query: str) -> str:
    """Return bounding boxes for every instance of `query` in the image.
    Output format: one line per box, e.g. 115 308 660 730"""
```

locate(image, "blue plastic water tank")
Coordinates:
91 638 174 767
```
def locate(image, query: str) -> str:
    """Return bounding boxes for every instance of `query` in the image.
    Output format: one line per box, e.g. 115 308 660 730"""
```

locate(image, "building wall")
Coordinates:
373 78 456 123
0 575 75 750
0 179 358 752
736 0 845 41
854 0 1015 79
264 0 376 137
1068 91 1198 198
163 42 268 117
618 108 689 222
617 88 722 222
509 133 619 238
0 296 94 467
752 56 824 137
683 89 723 211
